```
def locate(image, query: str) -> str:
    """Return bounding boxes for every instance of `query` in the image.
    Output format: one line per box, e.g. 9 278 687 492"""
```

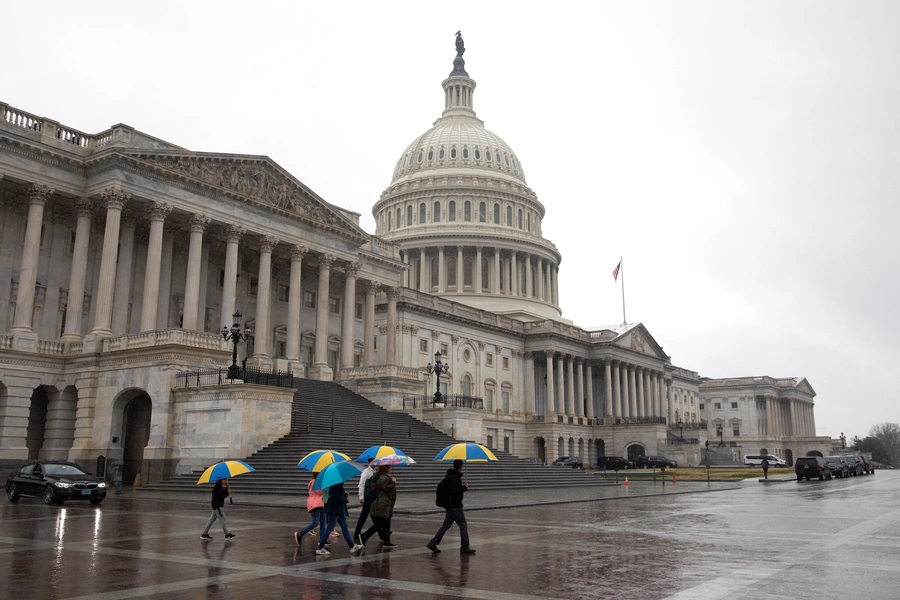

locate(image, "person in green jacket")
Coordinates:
359 465 397 548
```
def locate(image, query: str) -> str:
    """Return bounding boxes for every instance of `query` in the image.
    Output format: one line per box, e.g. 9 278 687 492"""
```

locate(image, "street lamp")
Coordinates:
222 311 251 380
676 421 685 443
718 428 725 447
426 351 449 404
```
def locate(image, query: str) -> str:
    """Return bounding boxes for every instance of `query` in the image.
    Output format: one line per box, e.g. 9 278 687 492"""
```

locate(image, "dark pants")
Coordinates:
353 500 372 540
361 515 391 544
429 507 469 549
763 468 769 479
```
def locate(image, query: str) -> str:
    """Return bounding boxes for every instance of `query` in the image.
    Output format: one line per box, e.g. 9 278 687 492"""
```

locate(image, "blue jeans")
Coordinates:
429 507 469 549
299 507 325 537
319 512 354 549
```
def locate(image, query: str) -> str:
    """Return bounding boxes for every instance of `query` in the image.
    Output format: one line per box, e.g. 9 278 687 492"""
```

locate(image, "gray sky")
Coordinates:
4 1 898 441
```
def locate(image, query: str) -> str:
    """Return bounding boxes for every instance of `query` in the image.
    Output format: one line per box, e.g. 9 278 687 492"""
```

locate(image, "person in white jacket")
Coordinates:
353 459 380 545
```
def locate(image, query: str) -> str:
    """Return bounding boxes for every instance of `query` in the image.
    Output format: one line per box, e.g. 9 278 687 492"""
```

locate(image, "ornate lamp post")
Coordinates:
426 351 449 404
676 421 685 443
222 311 251 380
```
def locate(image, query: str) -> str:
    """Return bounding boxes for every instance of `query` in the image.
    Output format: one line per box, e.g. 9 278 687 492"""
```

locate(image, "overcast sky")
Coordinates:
4 2 898 441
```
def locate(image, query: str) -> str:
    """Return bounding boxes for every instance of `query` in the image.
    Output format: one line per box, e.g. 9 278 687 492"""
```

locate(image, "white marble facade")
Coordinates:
0 48 831 479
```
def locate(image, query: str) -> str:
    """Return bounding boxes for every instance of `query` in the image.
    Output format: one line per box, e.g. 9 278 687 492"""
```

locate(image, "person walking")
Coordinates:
427 459 475 554
316 481 364 556
294 472 325 545
353 458 378 545
200 478 236 541
762 458 770 480
360 465 397 549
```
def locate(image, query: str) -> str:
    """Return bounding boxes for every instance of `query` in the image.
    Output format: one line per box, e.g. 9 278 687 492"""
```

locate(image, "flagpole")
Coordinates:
620 256 626 326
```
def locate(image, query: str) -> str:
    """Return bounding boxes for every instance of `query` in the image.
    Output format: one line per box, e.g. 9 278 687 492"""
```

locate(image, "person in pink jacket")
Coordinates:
294 472 325 545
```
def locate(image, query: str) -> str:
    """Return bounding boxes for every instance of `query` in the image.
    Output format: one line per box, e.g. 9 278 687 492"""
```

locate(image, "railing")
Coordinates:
402 394 484 410
666 438 700 445
103 329 225 352
174 366 296 389
532 414 545 422
340 365 423 381
595 416 667 426
2 104 42 132
667 420 708 430
0 334 11 351
38 340 65 356
55 124 91 148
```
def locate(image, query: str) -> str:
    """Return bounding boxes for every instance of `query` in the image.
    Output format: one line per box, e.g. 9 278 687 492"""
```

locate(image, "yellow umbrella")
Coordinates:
297 449 351 472
196 460 255 484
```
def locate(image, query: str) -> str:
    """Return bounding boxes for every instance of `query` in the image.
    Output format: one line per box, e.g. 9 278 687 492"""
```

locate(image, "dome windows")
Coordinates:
428 149 434 160
451 147 457 159
448 200 456 221
486 150 492 161
464 201 472 222
506 206 512 226
417 152 423 163
419 203 426 224
463 147 469 159
407 205 413 226
439 148 445 159
474 148 481 160
505 155 510 167
433 201 441 222
493 204 500 223
479 201 486 223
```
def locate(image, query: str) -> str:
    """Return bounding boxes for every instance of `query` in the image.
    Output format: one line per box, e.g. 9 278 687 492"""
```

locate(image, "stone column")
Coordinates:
156 230 175 330
788 399 797 438
364 281 377 366
11 184 53 341
545 351 556 414
62 198 93 341
475 246 483 293
401 250 409 288
537 259 544 301
557 354 567 417
181 214 210 331
493 250 501 293
511 252 519 297
524 254 533 298
635 367 644 417
220 225 244 327
386 287 399 365
666 379 674 424
765 397 774 436
627 365 637 418
309 254 335 380
437 246 445 293
575 359 585 417
643 369 652 417
340 262 360 371
604 360 614 418
39 387 77 460
650 372 659 417
612 361 622 418
419 248 427 293
0 382 40 459
139 201 172 332
585 362 595 419
110 216 136 336
456 246 463 292
551 264 559 305
286 245 307 374
524 351 535 415
87 188 129 340
248 235 278 367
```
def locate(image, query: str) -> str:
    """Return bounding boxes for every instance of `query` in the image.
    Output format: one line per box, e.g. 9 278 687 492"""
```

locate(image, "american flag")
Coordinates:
612 260 621 281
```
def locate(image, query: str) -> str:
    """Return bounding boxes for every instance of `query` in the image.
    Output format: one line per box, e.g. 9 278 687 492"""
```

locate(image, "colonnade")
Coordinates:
765 396 816 438
402 246 558 305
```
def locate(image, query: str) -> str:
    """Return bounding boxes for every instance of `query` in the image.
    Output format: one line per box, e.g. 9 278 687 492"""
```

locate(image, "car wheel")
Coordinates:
7 483 19 501
89 498 103 505
42 485 55 505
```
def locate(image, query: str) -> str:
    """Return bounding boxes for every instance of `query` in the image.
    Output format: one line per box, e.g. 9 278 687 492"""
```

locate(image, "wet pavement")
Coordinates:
1 472 897 599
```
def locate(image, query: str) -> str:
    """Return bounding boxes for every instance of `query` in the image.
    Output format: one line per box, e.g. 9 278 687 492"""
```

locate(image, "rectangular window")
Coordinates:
354 354 362 367
277 284 289 303
275 340 286 358
419 338 428 353
714 402 721 410
249 276 259 296
699 403 705 410
731 402 738 409
327 350 336 368
733 426 741 436
716 423 724 435
329 296 340 314
485 388 494 411
502 391 510 413
486 353 494 367
355 302 363 320
440 343 448 356
68 230 76 254
218 269 225 288
502 356 510 370
303 290 316 309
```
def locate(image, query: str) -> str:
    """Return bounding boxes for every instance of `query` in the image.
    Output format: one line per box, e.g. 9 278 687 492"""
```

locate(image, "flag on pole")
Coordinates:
612 260 622 281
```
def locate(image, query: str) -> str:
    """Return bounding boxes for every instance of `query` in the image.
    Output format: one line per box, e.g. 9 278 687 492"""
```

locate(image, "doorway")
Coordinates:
122 394 152 484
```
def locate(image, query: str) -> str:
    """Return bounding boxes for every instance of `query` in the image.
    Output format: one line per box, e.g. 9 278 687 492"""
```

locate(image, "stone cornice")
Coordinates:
375 183 544 216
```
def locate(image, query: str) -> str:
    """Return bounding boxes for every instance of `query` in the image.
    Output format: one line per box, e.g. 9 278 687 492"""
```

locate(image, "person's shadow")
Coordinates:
202 542 231 594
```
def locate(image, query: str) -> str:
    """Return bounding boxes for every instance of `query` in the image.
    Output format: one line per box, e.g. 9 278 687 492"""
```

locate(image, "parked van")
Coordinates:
743 454 787 467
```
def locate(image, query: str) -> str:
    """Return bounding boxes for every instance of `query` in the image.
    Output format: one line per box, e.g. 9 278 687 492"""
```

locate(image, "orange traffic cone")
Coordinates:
672 474 677 484
624 477 629 486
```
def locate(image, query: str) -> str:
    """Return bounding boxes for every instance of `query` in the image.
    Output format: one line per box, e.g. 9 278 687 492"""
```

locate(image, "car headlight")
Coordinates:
55 482 73 488
97 482 106 488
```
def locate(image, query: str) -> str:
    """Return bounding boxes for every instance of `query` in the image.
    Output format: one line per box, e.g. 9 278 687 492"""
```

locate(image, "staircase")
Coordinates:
146 380 610 496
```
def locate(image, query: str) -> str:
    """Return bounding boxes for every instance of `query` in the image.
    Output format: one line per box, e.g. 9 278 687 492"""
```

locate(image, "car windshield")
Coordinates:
824 458 840 464
44 464 88 477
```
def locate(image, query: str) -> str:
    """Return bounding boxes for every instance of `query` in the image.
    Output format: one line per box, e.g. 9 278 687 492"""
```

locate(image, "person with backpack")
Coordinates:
427 459 475 554
200 478 236 542
359 465 397 548
294 472 325 545
316 481 364 556
353 458 379 546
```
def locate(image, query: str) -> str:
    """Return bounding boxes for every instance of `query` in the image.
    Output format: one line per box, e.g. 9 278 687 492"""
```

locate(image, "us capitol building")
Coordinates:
0 35 831 481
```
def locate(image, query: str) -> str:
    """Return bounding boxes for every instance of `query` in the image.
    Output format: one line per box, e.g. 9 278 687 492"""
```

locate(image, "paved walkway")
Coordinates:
1 473 896 599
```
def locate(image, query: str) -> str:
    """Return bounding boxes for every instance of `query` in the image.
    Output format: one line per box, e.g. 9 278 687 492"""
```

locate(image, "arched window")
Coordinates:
417 152 423 163
407 205 413 226
431 257 439 288
479 201 486 222
518 208 523 229
433 201 441 223
451 147 457 159
493 203 500 223
464 256 473 288
462 374 472 396
504 155 510 166
396 207 402 228
439 147 445 159
506 206 512 226
448 200 456 221
481 258 489 290
387 211 392 231
447 257 457 288
464 201 471 221
419 203 426 223
428 149 434 160
463 147 469 159
474 148 481 160
526 212 530 232
486 150 492 161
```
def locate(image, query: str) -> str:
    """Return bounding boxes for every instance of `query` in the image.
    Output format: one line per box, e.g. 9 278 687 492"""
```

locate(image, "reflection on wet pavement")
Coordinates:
0 474 897 599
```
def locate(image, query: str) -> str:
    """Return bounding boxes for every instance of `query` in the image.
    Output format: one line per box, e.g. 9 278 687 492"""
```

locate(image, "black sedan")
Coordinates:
6 462 107 505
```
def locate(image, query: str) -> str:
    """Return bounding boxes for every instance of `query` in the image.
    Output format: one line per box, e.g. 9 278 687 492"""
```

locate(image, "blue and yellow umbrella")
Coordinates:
433 442 498 463
297 449 351 472
357 445 408 462
196 460 255 484
311 460 366 491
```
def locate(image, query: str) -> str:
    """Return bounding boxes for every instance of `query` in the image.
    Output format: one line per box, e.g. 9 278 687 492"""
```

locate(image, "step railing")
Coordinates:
402 394 484 410
175 366 295 389
596 416 667 426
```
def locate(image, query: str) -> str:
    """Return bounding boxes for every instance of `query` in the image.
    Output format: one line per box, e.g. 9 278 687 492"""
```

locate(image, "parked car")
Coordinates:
597 456 633 471
635 455 678 470
824 456 850 478
795 456 830 481
6 462 106 505
551 456 583 468
743 454 788 467
843 455 864 476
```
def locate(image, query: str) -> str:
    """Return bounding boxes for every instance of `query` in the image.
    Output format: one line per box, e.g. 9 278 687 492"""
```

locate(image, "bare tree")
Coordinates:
869 422 900 466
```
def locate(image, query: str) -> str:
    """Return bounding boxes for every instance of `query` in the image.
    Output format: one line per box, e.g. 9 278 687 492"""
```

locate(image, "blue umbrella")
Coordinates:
311 460 366 491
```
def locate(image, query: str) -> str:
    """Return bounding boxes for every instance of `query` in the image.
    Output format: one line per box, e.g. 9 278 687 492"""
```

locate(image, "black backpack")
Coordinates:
363 474 380 503
435 475 450 508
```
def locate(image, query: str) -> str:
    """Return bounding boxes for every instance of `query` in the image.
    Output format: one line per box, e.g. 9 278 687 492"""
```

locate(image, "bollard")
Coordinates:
114 477 123 495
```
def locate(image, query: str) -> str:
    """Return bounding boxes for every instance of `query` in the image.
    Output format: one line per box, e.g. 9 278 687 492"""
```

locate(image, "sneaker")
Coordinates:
315 547 331 555
200 534 213 541
294 532 301 546
383 542 398 549
356 534 366 548
225 533 236 541
426 543 441 553
460 547 476 554
350 543 364 554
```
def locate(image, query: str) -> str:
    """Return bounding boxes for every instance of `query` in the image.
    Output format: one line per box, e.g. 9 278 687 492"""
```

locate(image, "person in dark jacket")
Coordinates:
360 465 398 548
761 458 770 480
427 459 475 554
316 482 364 556
200 478 235 541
